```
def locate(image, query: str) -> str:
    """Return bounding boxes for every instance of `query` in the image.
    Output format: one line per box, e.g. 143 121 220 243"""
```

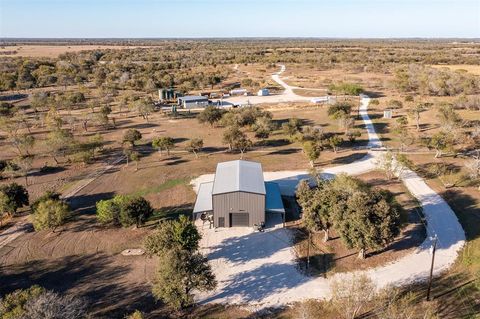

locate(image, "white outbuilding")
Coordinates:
177 95 209 109
230 88 248 96
257 88 270 96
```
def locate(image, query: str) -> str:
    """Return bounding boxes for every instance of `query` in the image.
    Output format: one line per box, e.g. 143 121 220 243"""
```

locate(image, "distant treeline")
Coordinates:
1 39 479 92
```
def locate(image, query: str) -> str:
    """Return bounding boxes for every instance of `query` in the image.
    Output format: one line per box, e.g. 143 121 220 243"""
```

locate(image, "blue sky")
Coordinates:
1 0 479 38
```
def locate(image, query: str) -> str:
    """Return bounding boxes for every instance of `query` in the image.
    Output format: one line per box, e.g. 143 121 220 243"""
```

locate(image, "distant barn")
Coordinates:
177 95 209 109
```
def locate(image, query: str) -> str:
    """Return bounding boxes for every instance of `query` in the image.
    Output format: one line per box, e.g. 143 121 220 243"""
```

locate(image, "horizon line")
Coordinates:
1 36 480 41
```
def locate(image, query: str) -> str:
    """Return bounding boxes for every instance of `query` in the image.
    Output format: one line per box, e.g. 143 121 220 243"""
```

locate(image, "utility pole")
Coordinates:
426 235 438 301
306 231 311 272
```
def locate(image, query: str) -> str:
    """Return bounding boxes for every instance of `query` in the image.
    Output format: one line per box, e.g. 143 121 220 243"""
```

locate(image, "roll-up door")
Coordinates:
230 212 249 227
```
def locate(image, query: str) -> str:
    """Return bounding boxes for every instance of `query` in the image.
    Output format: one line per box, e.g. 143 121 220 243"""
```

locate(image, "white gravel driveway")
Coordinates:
213 64 316 106
192 95 466 309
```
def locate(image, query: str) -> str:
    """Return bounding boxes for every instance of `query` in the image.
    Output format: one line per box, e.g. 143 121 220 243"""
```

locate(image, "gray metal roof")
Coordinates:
193 182 213 213
178 95 209 102
212 160 266 195
265 182 285 214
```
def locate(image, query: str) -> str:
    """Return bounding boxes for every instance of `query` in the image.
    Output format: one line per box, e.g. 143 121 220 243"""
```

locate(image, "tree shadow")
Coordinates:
173 137 188 144
202 146 228 153
330 152 368 165
165 159 189 166
261 139 291 147
206 228 292 265
144 204 193 226
67 192 115 215
267 148 299 156
0 93 28 101
30 166 66 177
201 261 309 304
441 189 480 242
363 91 385 98
371 122 389 134
0 253 156 318
124 122 160 130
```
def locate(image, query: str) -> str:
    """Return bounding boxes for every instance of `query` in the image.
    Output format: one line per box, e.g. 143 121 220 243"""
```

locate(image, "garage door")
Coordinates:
230 213 249 227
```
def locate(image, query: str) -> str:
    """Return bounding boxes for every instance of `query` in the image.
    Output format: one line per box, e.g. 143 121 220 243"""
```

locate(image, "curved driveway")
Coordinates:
215 64 314 105
193 68 466 308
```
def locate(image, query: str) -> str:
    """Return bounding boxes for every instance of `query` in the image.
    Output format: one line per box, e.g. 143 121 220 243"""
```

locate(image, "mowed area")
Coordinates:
0 45 152 58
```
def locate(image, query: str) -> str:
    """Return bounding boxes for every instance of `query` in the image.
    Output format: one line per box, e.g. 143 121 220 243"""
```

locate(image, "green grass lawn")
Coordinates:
129 177 190 197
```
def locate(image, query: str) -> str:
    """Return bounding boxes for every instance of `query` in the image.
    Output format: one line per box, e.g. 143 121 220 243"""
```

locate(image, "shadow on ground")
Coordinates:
0 253 157 318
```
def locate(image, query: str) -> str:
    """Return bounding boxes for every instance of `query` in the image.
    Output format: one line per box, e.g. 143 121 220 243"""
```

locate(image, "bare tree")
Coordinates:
23 291 88 319
330 274 376 319
375 287 438 319
465 150 480 190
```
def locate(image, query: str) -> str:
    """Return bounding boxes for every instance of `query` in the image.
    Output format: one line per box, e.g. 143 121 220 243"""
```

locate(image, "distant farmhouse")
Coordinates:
193 160 285 228
177 95 209 109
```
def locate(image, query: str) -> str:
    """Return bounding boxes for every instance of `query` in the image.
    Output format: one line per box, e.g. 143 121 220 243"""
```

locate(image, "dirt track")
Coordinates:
0 167 158 317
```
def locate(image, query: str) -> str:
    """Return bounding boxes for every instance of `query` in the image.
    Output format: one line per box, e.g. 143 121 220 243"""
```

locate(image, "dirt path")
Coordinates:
0 153 157 316
192 96 466 309
0 153 126 254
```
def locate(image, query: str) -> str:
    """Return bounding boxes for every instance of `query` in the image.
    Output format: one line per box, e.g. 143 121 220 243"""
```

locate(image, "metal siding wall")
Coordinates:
213 192 265 227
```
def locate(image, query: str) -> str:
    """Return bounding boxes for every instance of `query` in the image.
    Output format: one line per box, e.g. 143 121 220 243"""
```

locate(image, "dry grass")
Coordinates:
292 88 328 97
282 64 391 91
1 58 479 316
429 64 480 76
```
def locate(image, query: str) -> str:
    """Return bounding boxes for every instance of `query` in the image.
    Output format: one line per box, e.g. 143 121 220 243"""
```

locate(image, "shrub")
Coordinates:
0 285 45 318
123 129 142 146
0 285 88 319
126 310 145 319
96 199 120 224
23 291 87 319
144 215 201 255
197 106 224 127
30 191 61 212
0 183 29 217
96 195 153 227
119 196 153 227
31 199 70 231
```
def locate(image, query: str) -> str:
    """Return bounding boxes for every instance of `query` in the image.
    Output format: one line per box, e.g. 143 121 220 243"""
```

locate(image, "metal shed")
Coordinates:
193 160 286 228
212 160 266 227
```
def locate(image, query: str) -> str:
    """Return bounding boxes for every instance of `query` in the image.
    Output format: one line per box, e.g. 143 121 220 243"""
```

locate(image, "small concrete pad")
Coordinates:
121 248 145 256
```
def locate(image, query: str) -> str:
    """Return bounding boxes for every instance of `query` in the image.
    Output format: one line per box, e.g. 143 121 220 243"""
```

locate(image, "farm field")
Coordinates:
0 45 152 58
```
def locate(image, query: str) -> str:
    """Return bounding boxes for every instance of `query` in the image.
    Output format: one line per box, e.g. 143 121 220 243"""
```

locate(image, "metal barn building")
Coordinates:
177 95 209 109
193 160 285 228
